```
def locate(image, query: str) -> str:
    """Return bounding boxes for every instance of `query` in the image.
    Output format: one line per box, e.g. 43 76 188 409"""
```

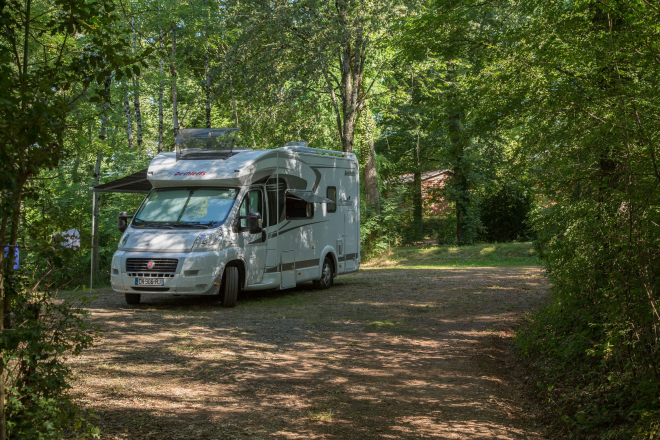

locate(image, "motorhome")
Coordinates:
110 129 360 306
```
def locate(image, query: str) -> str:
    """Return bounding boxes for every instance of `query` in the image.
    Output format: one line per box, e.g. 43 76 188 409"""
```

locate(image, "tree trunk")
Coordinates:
340 45 356 153
133 85 143 148
124 95 134 149
205 50 211 128
158 37 164 153
413 133 423 237
93 77 110 280
171 30 179 142
100 77 111 141
364 126 380 213
91 153 102 281
335 28 366 153
4 181 25 331
0 214 7 440
247 92 256 148
230 75 238 127
446 65 466 244
132 18 143 148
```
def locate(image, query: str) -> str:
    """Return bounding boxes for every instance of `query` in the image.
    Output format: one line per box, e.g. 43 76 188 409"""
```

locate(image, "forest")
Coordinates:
1 0 659 438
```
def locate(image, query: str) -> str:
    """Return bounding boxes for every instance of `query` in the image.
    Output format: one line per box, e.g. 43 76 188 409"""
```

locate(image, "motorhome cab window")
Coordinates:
266 177 287 225
133 188 237 227
239 189 264 229
286 193 314 219
326 186 337 213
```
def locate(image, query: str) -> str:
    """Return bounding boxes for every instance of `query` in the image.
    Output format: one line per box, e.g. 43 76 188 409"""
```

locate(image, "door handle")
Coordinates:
262 230 267 242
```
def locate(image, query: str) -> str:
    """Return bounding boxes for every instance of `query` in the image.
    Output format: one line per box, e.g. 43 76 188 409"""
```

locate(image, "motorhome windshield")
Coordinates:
132 188 238 227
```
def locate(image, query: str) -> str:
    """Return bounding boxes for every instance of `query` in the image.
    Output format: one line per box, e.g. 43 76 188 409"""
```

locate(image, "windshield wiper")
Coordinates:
134 220 173 229
170 224 212 229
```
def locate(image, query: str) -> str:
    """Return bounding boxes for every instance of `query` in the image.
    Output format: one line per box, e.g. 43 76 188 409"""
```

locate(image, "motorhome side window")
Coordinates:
286 193 314 219
238 189 263 229
327 186 337 213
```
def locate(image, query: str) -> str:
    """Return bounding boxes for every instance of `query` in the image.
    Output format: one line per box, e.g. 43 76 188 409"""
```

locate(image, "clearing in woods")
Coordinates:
71 244 549 439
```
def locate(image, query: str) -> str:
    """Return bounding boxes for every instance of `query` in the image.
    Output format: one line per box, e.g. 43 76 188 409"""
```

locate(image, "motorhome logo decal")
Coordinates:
174 171 206 176
338 196 352 206
344 171 356 177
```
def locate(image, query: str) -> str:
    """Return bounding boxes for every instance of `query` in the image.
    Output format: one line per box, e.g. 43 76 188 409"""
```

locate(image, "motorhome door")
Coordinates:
344 210 358 270
237 187 268 284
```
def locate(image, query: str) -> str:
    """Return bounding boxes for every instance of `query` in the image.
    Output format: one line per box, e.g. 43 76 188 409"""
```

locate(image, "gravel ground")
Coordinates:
70 265 550 439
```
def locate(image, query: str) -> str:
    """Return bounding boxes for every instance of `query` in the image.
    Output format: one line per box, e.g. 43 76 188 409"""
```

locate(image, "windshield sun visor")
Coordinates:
286 190 334 204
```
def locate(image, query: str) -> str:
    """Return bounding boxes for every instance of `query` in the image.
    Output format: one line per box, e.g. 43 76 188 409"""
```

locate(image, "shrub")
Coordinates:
1 239 100 438
479 184 534 243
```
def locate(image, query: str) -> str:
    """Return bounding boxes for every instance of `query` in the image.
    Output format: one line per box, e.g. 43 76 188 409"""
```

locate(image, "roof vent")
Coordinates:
176 128 249 161
284 141 308 148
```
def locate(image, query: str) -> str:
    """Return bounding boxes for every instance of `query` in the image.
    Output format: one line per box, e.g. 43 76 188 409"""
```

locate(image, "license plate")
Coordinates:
135 278 165 286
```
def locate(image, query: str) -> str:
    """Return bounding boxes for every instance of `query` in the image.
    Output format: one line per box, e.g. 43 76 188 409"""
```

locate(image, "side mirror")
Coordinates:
118 211 134 233
247 211 262 233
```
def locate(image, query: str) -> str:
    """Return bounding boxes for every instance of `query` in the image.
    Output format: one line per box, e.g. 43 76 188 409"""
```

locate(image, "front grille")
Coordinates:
127 273 175 278
126 258 178 273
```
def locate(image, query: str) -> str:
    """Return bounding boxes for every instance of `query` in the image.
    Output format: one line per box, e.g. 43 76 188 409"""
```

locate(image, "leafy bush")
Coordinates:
516 199 660 439
479 184 534 243
360 183 410 257
2 290 99 439
0 230 101 438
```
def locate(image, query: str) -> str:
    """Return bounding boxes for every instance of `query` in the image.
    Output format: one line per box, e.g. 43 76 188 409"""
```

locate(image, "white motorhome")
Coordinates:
110 129 360 306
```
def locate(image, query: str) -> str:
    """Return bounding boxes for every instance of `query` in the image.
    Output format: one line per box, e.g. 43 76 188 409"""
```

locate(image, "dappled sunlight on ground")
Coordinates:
69 266 549 439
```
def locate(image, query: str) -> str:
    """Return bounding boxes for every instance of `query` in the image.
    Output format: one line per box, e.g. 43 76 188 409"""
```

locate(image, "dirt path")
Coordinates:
71 266 550 439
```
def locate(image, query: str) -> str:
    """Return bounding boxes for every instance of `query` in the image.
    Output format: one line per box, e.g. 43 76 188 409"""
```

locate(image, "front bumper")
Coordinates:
111 250 224 295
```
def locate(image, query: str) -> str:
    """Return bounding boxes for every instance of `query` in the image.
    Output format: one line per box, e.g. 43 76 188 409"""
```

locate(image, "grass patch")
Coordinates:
364 242 540 268
308 409 333 420
365 320 399 328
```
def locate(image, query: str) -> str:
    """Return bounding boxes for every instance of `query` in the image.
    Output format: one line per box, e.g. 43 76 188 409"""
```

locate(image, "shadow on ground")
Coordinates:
71 266 550 439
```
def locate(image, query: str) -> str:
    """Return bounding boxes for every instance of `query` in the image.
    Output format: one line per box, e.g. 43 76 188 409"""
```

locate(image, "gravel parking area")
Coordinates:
71 265 549 439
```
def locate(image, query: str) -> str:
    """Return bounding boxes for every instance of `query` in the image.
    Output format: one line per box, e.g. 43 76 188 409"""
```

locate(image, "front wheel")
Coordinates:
221 266 239 307
125 293 141 305
313 257 334 290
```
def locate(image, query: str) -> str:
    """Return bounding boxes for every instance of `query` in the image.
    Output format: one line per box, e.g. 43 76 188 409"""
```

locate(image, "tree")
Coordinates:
470 0 660 436
230 0 401 152
397 0 503 244
0 0 146 435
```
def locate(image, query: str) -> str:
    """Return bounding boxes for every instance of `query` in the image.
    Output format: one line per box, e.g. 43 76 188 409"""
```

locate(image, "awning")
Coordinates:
286 190 333 204
91 168 152 194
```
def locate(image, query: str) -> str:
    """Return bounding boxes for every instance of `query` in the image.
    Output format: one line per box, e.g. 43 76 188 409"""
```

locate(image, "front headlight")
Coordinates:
119 232 130 249
192 230 223 251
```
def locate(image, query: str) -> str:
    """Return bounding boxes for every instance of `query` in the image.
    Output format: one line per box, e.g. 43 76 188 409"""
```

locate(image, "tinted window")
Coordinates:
134 188 237 226
286 194 314 219
239 189 264 229
266 177 287 225
239 196 248 228
327 186 337 213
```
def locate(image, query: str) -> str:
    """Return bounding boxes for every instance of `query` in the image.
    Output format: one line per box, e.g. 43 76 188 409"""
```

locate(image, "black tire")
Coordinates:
221 266 239 308
125 293 141 305
313 257 334 290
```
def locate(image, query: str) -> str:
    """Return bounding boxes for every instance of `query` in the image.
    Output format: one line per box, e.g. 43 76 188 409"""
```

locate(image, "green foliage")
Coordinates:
360 183 409 257
496 0 660 437
2 292 99 439
479 183 534 243
1 230 100 438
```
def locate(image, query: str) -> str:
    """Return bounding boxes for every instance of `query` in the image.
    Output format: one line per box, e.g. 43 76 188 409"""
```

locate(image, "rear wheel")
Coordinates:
221 266 239 307
313 257 333 290
125 293 141 305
